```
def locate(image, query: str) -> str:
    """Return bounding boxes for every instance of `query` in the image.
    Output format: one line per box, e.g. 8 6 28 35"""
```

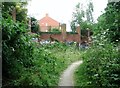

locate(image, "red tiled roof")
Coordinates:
39 14 60 27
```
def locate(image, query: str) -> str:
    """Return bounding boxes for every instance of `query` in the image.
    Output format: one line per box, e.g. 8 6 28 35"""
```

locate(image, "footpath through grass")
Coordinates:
42 42 81 86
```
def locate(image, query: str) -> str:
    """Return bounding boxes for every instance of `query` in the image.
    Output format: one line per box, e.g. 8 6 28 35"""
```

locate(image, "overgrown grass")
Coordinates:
45 43 81 65
40 43 81 85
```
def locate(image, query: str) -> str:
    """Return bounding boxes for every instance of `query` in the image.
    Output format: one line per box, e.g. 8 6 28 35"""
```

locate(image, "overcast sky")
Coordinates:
27 0 108 31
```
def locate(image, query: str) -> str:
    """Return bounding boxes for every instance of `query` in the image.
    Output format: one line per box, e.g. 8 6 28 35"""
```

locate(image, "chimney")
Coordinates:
46 13 48 17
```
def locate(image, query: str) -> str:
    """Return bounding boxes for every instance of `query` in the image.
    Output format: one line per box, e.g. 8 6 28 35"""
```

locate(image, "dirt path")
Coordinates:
58 60 83 86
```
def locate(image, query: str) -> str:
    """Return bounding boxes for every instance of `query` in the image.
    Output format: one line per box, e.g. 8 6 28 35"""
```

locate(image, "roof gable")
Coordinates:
39 14 60 27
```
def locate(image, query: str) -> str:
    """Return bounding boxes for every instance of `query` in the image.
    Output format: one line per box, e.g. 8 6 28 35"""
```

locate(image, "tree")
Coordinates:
30 17 39 33
2 2 28 23
86 0 94 23
70 3 85 32
93 13 106 34
16 2 28 23
95 1 120 44
104 1 120 43
70 0 94 32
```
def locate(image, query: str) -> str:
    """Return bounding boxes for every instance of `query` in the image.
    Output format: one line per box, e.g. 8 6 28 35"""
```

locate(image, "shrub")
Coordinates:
75 34 120 87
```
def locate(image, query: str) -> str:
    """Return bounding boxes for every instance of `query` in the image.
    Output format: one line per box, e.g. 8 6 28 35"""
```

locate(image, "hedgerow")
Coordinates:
2 15 66 87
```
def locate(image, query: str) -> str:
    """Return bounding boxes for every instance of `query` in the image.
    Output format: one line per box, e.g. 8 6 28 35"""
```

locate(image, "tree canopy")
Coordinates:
95 1 120 44
70 0 94 32
2 2 28 23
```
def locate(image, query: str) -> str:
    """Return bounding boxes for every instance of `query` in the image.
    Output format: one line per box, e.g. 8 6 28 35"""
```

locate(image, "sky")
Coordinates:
27 0 108 31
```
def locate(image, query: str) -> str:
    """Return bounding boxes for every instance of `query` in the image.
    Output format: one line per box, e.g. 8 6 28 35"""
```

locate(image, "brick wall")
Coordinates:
38 25 91 44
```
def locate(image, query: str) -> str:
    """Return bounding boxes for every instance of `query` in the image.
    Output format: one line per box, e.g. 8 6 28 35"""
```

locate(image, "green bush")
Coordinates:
75 39 120 87
2 15 36 86
2 15 63 87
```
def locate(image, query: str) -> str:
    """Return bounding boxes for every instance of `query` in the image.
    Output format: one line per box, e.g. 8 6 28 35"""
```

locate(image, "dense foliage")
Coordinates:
70 0 94 32
105 1 120 43
75 1 120 87
95 1 120 44
75 38 120 87
2 15 59 87
2 2 28 23
30 17 39 33
2 1 120 87
2 15 81 87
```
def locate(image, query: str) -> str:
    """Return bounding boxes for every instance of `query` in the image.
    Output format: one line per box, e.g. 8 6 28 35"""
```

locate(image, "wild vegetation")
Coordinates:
2 0 120 87
2 11 81 87
74 1 120 88
75 36 120 87
30 17 39 33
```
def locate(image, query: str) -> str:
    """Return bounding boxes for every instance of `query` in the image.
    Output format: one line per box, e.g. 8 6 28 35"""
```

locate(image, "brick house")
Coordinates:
39 14 60 32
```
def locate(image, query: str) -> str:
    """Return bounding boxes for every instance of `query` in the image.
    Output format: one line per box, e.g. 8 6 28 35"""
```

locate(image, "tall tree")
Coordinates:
30 17 39 33
95 1 120 44
70 3 85 32
86 0 94 23
70 0 94 32
104 1 120 43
